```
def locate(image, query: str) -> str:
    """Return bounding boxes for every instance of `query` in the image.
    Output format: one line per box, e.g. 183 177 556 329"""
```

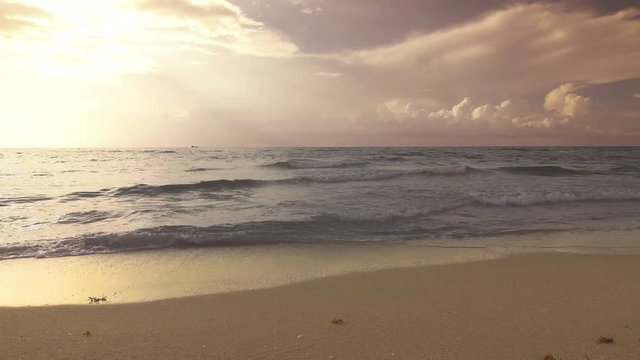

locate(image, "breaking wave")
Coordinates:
475 190 640 206
496 165 591 176
5 148 640 262
0 214 571 260
57 210 117 224
0 220 351 259
49 166 481 200
263 159 368 169
0 196 53 207
112 179 267 196
184 167 219 172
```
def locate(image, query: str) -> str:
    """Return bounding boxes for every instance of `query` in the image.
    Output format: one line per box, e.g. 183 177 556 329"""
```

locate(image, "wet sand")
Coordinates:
2 253 639 359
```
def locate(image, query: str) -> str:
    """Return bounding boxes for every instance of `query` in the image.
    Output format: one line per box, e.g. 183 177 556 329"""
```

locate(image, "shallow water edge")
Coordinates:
2 229 639 307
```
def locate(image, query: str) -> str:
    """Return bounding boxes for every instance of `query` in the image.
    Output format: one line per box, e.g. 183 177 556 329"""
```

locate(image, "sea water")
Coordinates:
1 147 639 259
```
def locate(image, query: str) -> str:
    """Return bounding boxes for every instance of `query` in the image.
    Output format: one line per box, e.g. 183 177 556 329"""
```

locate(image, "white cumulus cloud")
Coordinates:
544 83 591 118
368 82 595 137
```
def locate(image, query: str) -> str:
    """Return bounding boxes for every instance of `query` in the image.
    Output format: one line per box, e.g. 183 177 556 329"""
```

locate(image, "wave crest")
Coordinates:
0 196 53 206
113 179 266 196
184 167 219 173
57 210 116 224
73 166 479 198
496 165 589 176
475 190 640 206
263 159 368 169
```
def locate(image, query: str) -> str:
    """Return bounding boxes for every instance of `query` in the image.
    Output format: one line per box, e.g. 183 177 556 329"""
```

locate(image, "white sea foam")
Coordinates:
475 190 640 206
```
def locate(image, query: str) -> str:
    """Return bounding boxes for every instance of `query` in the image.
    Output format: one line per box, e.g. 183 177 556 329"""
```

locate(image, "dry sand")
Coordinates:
2 253 639 359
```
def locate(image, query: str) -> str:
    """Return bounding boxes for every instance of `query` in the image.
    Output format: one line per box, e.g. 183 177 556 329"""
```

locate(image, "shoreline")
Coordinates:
2 229 640 307
0 243 513 306
2 253 640 359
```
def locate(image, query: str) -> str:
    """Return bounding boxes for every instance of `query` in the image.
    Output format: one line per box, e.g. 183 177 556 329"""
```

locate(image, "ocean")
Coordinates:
1 147 639 260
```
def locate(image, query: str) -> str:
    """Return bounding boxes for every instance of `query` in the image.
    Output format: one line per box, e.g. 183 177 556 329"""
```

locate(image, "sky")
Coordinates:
0 0 639 147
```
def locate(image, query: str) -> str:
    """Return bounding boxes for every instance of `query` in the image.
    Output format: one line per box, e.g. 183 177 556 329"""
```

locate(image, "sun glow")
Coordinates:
1 1 639 147
4 0 154 78
0 1 176 147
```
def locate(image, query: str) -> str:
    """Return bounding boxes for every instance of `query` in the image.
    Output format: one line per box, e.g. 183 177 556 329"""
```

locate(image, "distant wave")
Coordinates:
184 167 219 172
495 165 590 176
141 150 177 154
379 156 409 162
391 151 423 157
475 190 640 206
0 196 53 207
13 165 627 205
263 159 368 169
57 210 117 224
54 177 640 208
120 166 480 195
113 179 267 196
54 166 478 199
608 165 640 174
313 204 466 222
62 191 107 201
297 166 478 184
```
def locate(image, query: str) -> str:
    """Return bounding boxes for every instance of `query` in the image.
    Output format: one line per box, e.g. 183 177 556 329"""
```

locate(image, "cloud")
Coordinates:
287 0 323 15
300 7 322 15
364 82 596 139
336 4 640 98
469 99 545 128
136 0 299 57
138 0 239 19
0 0 300 81
274 2 637 144
234 0 511 53
0 1 155 77
0 1 50 35
544 83 591 118
315 71 343 78
2 1 639 147
618 110 640 118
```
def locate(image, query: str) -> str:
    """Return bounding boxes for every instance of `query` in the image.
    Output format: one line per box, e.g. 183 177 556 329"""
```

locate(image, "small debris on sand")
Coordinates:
331 318 345 325
596 336 614 344
88 296 107 304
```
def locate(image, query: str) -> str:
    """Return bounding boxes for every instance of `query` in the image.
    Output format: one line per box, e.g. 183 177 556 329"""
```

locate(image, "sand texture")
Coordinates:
2 253 640 359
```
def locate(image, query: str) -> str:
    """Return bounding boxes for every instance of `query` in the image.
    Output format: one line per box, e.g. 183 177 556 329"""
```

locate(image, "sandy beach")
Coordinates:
2 253 639 359
3 0 640 357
